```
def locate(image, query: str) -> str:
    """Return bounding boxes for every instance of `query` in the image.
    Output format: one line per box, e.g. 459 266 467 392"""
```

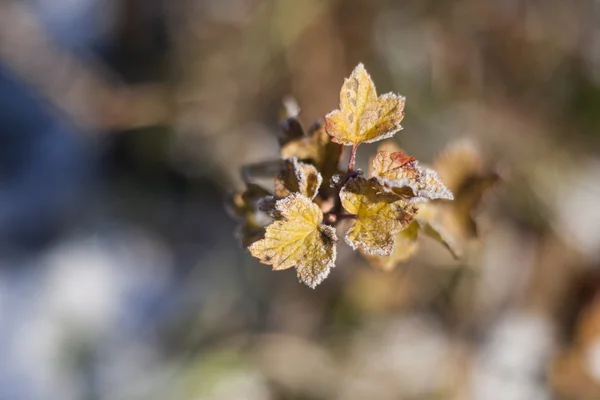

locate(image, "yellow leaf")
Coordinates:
325 63 405 145
248 193 338 288
371 148 453 202
364 221 419 271
340 177 417 256
274 157 322 200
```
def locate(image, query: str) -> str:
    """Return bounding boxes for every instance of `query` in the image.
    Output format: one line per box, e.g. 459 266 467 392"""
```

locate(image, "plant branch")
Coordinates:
348 144 359 171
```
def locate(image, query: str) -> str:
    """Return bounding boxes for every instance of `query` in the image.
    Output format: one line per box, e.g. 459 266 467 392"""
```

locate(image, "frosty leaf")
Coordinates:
340 177 417 256
248 193 338 288
274 157 323 200
371 148 453 202
325 63 405 145
226 183 273 247
364 221 419 271
281 123 343 190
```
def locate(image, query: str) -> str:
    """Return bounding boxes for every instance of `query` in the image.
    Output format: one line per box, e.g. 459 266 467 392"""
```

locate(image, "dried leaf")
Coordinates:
365 221 420 271
227 183 271 217
325 63 405 145
258 196 287 222
415 202 461 258
248 194 338 288
433 140 484 192
434 142 499 222
371 148 453 202
237 220 268 248
417 142 499 257
340 177 417 256
274 157 323 200
278 116 305 146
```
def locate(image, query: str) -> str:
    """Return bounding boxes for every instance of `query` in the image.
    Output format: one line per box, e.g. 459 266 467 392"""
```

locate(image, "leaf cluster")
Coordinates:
228 64 497 288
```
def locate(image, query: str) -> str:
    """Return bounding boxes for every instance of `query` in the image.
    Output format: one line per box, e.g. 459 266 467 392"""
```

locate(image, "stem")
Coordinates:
348 144 359 171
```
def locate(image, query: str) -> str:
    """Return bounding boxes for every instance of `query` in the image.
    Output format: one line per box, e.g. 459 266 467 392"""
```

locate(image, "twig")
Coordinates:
348 144 359 171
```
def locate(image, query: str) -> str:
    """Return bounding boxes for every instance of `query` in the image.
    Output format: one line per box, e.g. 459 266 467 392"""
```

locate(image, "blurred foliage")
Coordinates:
1 0 600 399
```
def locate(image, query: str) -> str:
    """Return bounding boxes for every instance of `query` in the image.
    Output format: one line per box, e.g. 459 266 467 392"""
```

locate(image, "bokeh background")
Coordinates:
1 0 600 399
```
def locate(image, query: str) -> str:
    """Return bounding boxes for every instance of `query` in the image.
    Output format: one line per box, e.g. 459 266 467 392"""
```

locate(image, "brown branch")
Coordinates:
348 144 359 171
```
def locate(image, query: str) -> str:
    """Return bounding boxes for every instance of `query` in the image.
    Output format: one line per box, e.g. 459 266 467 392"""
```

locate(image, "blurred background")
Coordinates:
1 0 600 399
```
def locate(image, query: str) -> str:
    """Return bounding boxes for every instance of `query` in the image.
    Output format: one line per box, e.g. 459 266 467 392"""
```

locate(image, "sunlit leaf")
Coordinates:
340 177 417 256
248 193 338 288
364 221 419 271
325 63 405 145
371 148 453 202
274 157 323 200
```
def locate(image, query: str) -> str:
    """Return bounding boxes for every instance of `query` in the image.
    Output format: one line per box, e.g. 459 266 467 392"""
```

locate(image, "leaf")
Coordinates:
274 157 323 200
364 221 419 271
226 183 273 247
433 140 485 193
371 148 453 202
257 195 279 218
340 177 417 256
227 183 271 217
280 122 343 190
248 193 338 288
415 203 461 258
325 63 405 145
417 141 499 257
